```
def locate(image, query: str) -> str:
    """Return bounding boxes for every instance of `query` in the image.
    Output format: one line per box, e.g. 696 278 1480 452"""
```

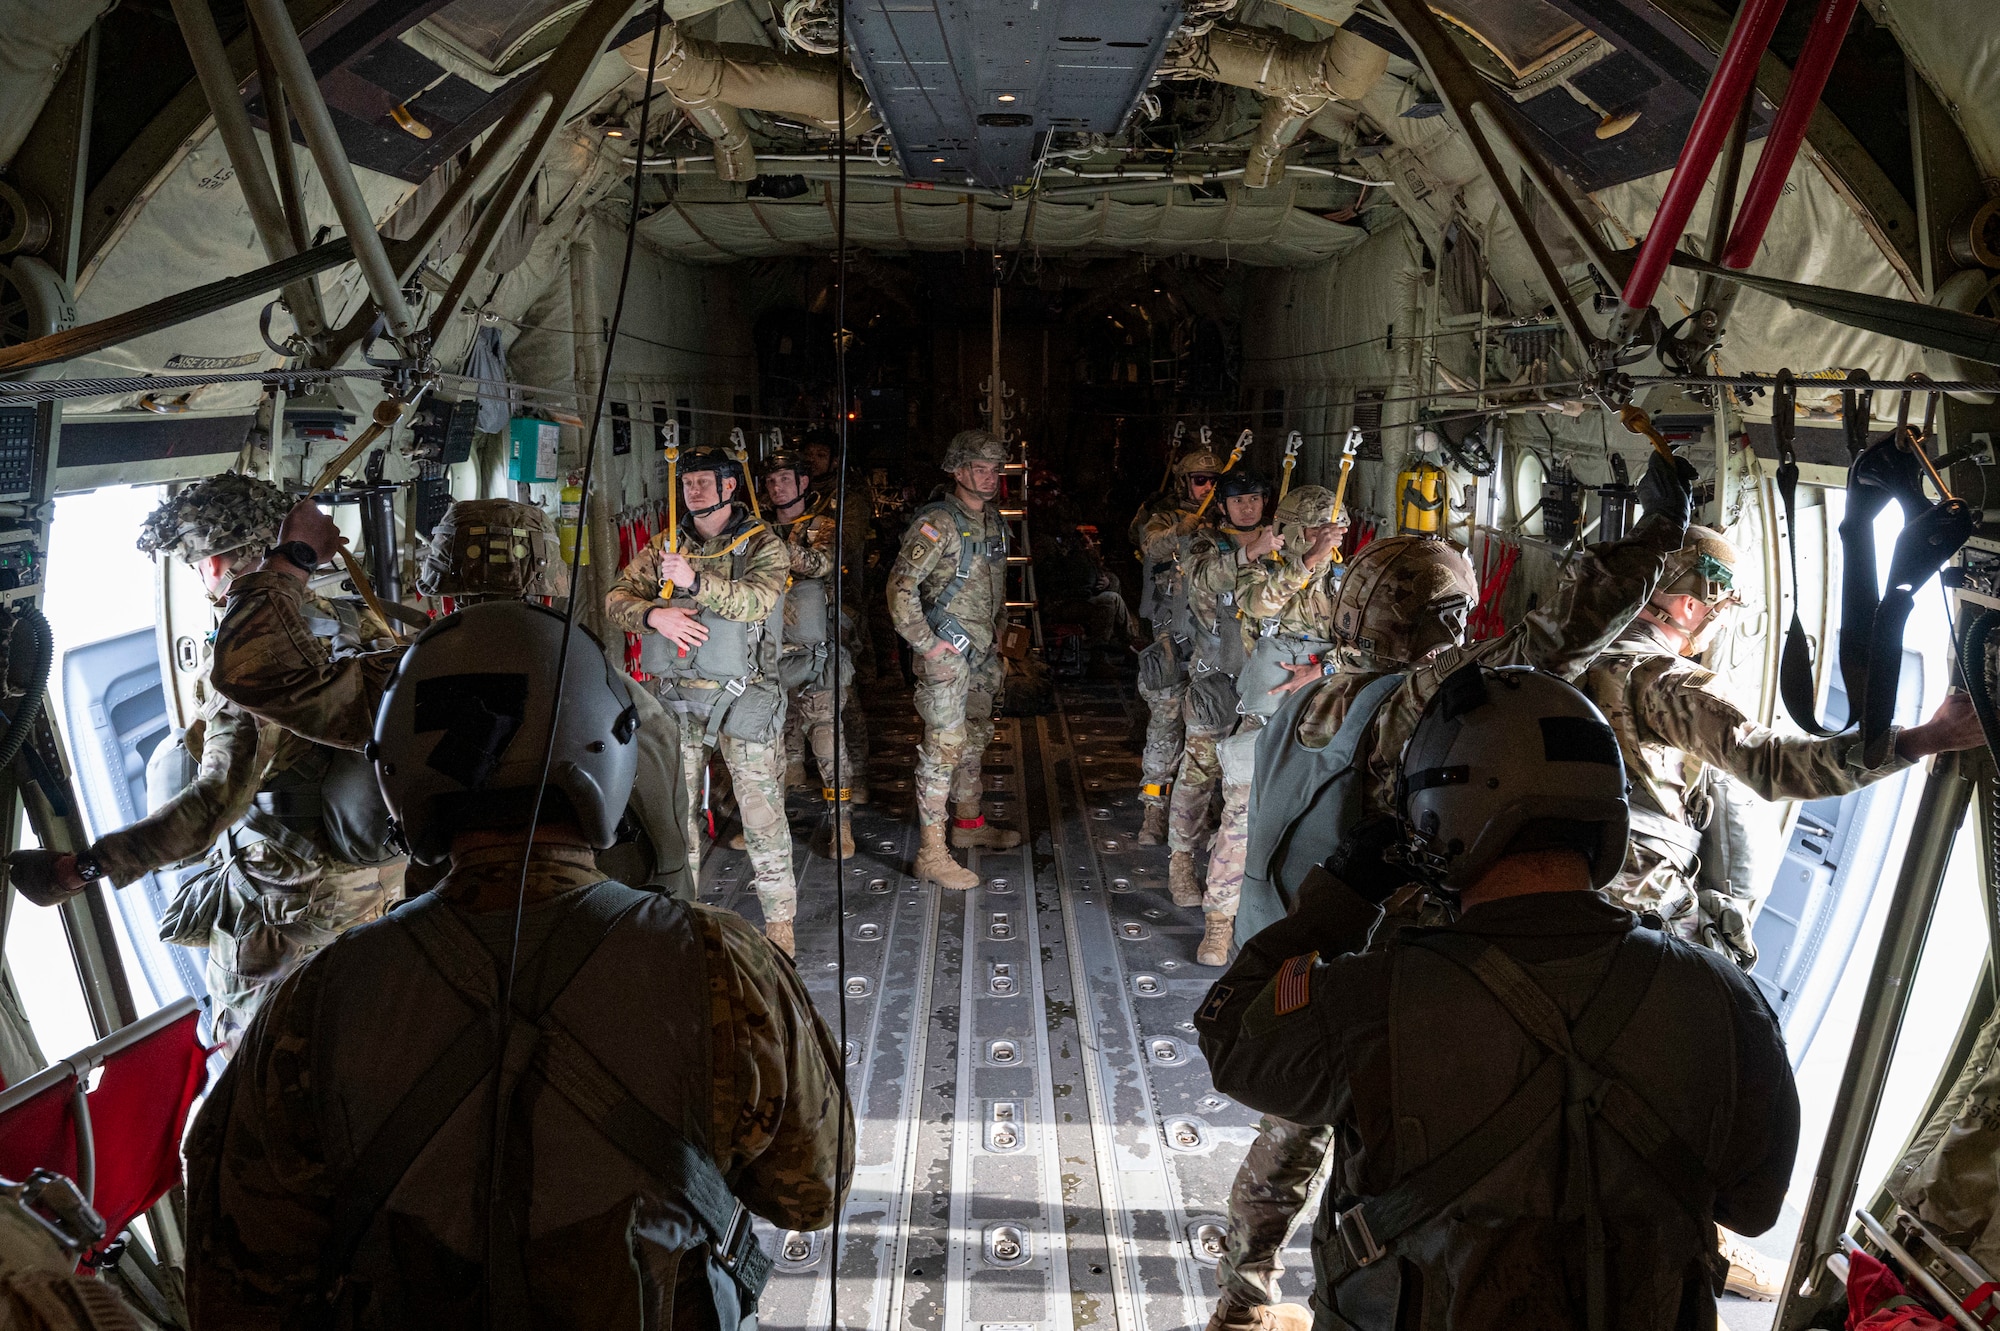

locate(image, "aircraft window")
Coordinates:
1511 449 1546 537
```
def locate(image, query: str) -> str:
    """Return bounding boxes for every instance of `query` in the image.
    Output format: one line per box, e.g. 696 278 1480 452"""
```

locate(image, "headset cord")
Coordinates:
482 3 666 1322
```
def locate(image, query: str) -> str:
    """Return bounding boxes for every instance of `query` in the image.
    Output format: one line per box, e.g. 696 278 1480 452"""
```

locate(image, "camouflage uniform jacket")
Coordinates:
605 506 791 688
210 571 405 751
1286 511 1687 820
775 505 837 661
810 479 872 601
887 493 1008 657
1241 548 1339 640
183 842 854 1324
1185 526 1264 663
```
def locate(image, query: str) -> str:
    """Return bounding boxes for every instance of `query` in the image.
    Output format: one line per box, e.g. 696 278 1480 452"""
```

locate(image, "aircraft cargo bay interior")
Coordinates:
0 0 1997 1328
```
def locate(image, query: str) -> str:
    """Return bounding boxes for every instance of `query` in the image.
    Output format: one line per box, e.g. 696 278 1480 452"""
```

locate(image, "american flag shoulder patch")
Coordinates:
919 522 940 541
1273 952 1319 1016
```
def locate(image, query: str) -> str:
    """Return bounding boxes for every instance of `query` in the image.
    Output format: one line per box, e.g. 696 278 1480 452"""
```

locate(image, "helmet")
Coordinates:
371 601 639 865
1332 536 1477 665
1174 448 1224 478
136 472 290 564
1216 470 1273 501
940 429 1007 472
1658 525 1742 604
415 499 568 602
1399 664 1629 892
1274 483 1340 531
762 449 814 485
679 448 747 516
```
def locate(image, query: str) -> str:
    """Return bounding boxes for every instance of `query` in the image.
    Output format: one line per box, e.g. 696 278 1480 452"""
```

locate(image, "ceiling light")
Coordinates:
997 93 1017 103
932 156 946 163
604 128 625 138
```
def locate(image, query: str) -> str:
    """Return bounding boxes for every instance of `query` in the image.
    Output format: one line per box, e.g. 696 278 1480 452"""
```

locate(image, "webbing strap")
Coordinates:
699 679 747 749
1773 371 1844 738
321 883 655 1287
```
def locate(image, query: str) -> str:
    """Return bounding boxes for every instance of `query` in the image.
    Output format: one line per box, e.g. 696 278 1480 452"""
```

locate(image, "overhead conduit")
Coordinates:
1166 25 1391 188
621 27 877 183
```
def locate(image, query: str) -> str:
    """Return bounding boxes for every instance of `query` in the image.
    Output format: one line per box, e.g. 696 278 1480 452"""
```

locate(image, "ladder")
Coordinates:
999 443 1043 651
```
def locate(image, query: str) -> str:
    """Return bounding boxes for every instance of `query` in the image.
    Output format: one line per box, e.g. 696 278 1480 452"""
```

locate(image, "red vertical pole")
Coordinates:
1616 0 1789 324
1720 0 1861 268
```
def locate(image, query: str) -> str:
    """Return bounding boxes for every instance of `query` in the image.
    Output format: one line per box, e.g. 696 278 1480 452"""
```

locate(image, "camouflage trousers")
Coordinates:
1137 677 1188 807
1216 1115 1335 1311
1204 717 1265 918
788 655 855 800
913 645 1003 826
659 682 797 923
1168 731 1224 856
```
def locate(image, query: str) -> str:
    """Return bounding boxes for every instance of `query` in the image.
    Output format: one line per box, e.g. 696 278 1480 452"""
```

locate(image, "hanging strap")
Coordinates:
1773 371 1844 737
1319 925 1713 1331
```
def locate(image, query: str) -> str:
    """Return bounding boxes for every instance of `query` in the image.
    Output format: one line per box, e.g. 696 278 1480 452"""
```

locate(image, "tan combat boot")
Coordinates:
1169 851 1202 907
764 919 795 956
1206 1300 1311 1331
951 800 1022 850
726 828 747 851
812 803 857 859
1196 913 1233 967
915 824 979 891
1717 1226 1780 1301
1138 803 1168 845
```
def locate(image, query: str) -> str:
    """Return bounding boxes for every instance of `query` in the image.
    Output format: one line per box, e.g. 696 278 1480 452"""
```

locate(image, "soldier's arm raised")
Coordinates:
699 907 855 1228
604 539 668 636
209 572 402 751
93 706 268 887
786 515 836 579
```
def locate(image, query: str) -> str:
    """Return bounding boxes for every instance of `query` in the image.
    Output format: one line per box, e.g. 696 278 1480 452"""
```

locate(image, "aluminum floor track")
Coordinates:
700 678 1317 1331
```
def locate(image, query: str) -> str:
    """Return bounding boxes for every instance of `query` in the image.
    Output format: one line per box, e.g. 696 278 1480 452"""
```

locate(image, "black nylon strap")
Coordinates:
1772 371 1844 738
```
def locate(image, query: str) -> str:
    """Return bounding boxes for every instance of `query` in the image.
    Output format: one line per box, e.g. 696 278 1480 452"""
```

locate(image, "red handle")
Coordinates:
1719 0 1861 269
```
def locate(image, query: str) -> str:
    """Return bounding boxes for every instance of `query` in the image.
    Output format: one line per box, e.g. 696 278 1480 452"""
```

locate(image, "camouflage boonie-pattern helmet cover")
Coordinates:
415 498 569 601
1658 525 1742 604
1174 448 1224 477
136 472 290 564
939 429 1008 472
1274 484 1339 530
1332 534 1477 665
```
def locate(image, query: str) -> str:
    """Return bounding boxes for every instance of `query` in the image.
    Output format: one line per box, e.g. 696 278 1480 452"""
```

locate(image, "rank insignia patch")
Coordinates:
1274 952 1318 1016
1196 985 1235 1024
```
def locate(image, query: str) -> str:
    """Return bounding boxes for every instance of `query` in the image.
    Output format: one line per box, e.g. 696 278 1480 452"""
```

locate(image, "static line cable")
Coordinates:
0 368 380 404
829 0 853 1323
482 3 666 1324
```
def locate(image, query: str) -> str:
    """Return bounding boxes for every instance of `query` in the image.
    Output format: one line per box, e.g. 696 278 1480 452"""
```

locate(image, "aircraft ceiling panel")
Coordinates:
847 0 1179 190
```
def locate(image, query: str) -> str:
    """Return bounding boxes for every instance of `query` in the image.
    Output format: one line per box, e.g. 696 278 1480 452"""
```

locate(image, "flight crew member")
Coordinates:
888 429 1023 893
184 601 853 1328
1581 524 1983 964
1202 450 1695 1331
1198 484 1344 968
765 450 858 859
9 474 404 1052
1129 446 1224 845
1197 665 1798 1330
1168 471 1272 914
606 450 798 953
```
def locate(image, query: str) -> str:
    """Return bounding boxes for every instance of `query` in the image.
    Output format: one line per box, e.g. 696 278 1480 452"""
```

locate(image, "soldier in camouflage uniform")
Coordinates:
1580 525 1982 964
1200 450 1695 1331
1168 470 1272 908
1129 447 1224 844
606 451 798 952
887 430 1023 893
765 451 858 860
184 601 852 1328
800 427 877 789
1198 485 1344 968
9 474 404 1053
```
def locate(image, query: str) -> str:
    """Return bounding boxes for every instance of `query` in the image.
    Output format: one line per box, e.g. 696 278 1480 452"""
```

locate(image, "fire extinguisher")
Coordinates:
1398 461 1446 535
558 472 589 567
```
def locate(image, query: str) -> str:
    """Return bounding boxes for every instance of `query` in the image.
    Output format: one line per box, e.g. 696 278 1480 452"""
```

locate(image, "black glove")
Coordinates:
1321 815 1409 905
1636 448 1698 532
7 849 81 908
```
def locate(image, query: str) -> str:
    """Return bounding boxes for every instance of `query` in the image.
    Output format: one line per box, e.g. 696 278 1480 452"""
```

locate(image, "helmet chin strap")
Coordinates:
685 497 732 520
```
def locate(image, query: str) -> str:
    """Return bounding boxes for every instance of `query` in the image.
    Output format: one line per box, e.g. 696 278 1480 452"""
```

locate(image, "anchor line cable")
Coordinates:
830 0 853 1324
482 2 666 1322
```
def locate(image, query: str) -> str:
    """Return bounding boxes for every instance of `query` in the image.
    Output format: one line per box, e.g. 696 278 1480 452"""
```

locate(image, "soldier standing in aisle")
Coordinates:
1128 445 1224 844
606 450 797 951
887 430 1023 892
1581 526 1982 966
1167 471 1272 919
765 450 858 859
801 426 877 794
1197 484 1344 967
9 474 404 1052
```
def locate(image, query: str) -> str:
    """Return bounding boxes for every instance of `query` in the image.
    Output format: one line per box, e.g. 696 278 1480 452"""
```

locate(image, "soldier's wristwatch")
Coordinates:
272 540 320 572
72 849 104 884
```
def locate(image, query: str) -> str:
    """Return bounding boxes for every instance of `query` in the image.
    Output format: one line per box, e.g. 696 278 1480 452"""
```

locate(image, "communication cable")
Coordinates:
483 4 665 1324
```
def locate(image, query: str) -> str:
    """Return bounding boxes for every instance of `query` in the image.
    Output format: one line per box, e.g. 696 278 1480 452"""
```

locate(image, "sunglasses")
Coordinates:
1187 474 1218 487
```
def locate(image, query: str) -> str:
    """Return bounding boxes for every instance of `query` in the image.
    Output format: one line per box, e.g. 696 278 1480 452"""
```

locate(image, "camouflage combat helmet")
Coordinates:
1658 525 1742 605
415 499 569 602
939 429 1008 472
1332 535 1477 666
136 472 290 564
1173 448 1224 478
1273 483 1340 532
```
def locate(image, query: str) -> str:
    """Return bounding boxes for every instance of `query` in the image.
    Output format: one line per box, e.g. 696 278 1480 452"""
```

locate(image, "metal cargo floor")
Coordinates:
698 678 1316 1331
